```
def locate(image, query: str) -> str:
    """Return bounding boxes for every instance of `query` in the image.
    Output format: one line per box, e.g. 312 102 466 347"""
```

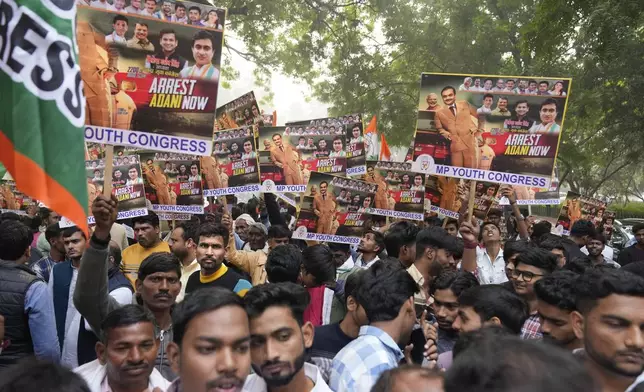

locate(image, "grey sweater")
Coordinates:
73 236 176 381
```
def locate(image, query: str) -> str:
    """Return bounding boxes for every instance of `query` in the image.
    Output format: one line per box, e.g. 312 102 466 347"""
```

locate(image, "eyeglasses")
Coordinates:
511 269 544 282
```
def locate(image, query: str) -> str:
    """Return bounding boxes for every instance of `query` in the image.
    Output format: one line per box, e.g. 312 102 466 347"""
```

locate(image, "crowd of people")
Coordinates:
1 188 644 392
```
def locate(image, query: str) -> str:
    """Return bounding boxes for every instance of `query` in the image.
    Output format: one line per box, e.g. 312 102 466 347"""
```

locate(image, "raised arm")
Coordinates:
502 187 529 240
459 215 480 274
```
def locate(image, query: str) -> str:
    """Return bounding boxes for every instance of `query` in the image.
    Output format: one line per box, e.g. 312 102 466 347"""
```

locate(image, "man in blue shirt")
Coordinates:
0 219 60 368
329 261 420 391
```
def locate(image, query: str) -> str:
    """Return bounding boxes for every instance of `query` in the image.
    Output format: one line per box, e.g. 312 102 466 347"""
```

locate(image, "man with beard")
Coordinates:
75 195 182 380
429 271 480 355
121 212 171 286
571 269 644 392
166 287 251 392
330 261 419 391
243 282 332 391
50 226 132 369
73 305 170 391
184 223 251 296
511 248 559 339
145 29 187 77
168 222 199 302
534 270 583 351
586 233 621 268
384 221 420 269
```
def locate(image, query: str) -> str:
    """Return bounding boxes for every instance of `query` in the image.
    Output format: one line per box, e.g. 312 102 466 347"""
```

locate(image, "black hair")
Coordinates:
62 226 87 240
0 358 91 392
575 268 644 314
458 285 529 334
534 270 578 311
562 256 593 274
514 99 529 108
40 207 53 221
108 243 123 270
344 269 365 307
453 238 464 260
137 252 181 281
174 2 185 10
191 30 214 47
570 220 595 238
319 180 329 188
132 210 159 228
497 96 509 102
540 98 558 110
0 212 21 221
195 222 229 247
245 282 310 325
173 287 245 345
528 79 537 85
503 240 531 265
444 336 598 392
416 226 453 259
384 221 420 258
539 80 550 87
363 229 385 254
483 93 493 100
539 236 566 253
135 22 149 28
452 325 513 359
356 261 419 323
267 224 291 240
441 86 456 96
112 14 128 24
45 223 63 243
633 223 644 234
175 221 198 242
445 219 459 230
515 248 558 274
266 244 302 283
0 220 31 261
588 232 606 245
372 365 442 392
621 261 644 280
188 5 201 13
531 221 552 244
157 29 176 41
430 270 479 297
301 244 336 286
327 241 350 253
100 304 154 343
478 221 501 242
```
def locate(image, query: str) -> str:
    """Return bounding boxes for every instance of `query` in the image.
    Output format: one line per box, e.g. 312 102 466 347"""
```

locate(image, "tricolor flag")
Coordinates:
0 0 88 233
364 115 379 160
379 133 392 161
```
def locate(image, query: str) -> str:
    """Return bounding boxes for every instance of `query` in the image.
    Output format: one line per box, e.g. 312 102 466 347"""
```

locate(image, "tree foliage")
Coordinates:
220 0 644 198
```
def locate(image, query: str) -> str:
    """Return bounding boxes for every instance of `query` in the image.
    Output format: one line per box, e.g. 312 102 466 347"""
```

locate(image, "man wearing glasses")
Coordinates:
510 248 559 340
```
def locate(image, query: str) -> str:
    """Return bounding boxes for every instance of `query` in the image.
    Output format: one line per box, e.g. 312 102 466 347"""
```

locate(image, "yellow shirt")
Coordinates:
122 241 171 287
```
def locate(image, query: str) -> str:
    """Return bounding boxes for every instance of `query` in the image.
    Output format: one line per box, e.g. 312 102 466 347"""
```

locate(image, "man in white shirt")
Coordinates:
187 163 201 182
50 230 132 368
105 15 128 46
180 30 220 81
477 94 494 115
73 305 170 392
139 0 157 17
124 0 141 14
460 218 507 284
243 283 333 391
168 222 199 302
107 0 126 12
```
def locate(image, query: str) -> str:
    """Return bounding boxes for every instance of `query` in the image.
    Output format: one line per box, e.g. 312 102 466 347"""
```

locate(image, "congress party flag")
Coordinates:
364 115 379 160
0 0 88 233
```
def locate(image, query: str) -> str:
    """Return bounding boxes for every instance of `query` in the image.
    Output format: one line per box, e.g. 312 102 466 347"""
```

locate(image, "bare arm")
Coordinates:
459 216 480 274
503 187 529 240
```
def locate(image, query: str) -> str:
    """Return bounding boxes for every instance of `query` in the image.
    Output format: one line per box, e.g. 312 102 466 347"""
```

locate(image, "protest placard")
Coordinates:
215 91 264 130
258 126 327 193
363 161 426 221
412 73 571 188
555 192 607 236
202 126 261 197
0 180 32 215
423 176 500 221
292 172 377 244
79 3 225 156
285 114 366 176
498 167 560 206
113 147 205 213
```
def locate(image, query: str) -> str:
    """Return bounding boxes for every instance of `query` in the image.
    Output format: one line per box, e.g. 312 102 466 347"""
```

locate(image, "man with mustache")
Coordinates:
571 269 644 392
74 195 182 380
50 226 133 369
243 282 333 391
121 212 171 287
167 287 251 392
184 223 252 297
74 305 170 391
534 270 583 351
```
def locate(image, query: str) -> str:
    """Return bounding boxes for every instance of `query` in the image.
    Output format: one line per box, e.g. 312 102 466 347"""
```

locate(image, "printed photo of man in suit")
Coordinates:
269 134 304 185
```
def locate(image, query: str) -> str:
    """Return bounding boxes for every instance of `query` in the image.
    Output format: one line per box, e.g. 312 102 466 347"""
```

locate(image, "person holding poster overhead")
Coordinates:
313 181 337 235
180 31 219 81
434 86 486 169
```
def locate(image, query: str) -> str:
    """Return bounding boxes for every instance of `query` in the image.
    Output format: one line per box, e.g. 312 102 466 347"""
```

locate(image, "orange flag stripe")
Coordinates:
0 132 88 235
365 115 377 134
